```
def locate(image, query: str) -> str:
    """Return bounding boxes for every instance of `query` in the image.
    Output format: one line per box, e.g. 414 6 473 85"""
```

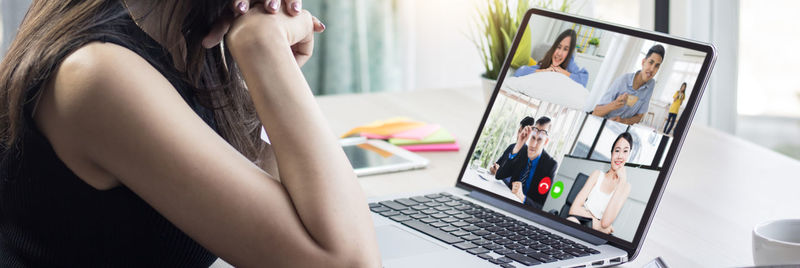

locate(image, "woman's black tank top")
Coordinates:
1 2 218 267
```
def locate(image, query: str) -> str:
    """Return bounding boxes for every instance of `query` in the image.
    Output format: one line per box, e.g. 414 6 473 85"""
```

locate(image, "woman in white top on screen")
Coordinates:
566 132 633 234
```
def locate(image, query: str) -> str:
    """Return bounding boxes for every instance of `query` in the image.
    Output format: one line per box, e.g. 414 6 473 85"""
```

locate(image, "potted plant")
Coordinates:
470 0 573 102
587 37 600 55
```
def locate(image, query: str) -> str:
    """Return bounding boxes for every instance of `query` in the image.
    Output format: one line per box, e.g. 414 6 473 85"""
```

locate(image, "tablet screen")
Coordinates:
343 143 413 169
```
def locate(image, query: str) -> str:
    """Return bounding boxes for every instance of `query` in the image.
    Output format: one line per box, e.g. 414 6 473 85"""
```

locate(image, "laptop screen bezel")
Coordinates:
454 7 716 258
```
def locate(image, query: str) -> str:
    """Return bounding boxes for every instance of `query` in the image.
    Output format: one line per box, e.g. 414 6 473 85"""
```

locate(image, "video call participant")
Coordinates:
566 132 633 234
663 82 686 134
489 116 535 182
496 117 558 209
593 44 665 125
513 29 589 87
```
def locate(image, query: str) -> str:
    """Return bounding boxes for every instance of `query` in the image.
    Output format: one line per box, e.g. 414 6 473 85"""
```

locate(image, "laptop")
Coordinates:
368 8 716 268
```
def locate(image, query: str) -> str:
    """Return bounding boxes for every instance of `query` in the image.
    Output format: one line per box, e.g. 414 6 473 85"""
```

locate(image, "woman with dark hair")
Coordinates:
566 132 633 234
0 0 380 267
664 82 687 134
514 29 589 87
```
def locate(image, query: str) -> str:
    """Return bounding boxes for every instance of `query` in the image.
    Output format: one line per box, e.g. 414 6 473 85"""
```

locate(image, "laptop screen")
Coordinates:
459 10 712 244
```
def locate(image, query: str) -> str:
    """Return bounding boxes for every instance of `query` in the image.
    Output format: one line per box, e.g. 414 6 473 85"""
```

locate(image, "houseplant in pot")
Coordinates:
586 37 599 55
470 0 572 103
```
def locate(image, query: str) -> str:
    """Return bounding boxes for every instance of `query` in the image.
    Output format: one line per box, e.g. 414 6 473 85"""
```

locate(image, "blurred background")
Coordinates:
2 0 798 160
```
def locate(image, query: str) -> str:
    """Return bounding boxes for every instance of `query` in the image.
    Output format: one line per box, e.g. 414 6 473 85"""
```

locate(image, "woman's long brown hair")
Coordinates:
0 0 264 171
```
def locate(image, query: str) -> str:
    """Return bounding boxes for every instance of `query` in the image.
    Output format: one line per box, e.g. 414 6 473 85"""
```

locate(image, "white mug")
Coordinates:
752 219 800 265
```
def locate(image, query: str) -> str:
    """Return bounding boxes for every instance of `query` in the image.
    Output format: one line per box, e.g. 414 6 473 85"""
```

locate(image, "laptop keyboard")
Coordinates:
369 192 600 267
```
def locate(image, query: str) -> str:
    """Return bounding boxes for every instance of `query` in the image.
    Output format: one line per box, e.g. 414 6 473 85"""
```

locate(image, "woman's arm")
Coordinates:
35 9 378 268
567 170 601 218
600 182 631 229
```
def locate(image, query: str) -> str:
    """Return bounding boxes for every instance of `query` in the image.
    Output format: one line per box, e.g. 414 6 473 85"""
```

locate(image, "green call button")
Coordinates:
551 181 564 199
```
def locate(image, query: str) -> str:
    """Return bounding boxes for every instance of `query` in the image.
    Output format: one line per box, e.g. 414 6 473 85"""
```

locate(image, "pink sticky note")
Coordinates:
391 124 441 140
400 141 459 152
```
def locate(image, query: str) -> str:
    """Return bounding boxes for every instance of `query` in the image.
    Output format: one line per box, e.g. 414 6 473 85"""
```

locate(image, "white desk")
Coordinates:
213 87 800 267
317 87 800 267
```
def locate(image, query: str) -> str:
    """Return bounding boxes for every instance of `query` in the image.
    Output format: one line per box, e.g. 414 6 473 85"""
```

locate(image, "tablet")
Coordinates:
339 137 429 177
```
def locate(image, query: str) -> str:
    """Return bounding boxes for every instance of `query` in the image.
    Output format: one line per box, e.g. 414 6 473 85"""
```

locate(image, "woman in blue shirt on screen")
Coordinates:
514 29 589 87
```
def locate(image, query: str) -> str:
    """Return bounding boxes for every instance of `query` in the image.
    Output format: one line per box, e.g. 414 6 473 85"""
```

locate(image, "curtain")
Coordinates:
302 0 405 95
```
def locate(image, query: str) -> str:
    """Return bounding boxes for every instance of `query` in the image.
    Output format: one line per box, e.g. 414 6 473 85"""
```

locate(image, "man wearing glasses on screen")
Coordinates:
496 116 559 209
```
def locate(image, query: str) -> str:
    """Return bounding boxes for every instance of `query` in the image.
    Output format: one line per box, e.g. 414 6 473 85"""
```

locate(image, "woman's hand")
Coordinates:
511 182 526 202
225 3 321 67
551 66 571 77
201 0 325 50
615 166 627 183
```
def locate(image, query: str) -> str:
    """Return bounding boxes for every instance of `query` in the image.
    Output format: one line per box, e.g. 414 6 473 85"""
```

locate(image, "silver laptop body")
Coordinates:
369 7 716 268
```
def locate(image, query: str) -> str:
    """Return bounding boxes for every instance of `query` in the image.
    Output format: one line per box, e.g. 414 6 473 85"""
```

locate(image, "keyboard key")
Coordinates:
451 221 469 227
554 253 575 260
441 226 459 232
421 209 438 215
519 239 538 246
453 241 477 250
441 217 459 223
500 264 515 268
506 253 542 266
496 230 513 237
489 258 511 264
585 248 600 254
564 248 590 257
516 247 537 254
434 197 451 203
475 222 493 228
424 201 439 207
444 210 461 215
509 225 526 232
472 239 491 245
462 234 481 241
432 213 449 219
369 206 390 213
483 243 502 250
464 217 482 223
390 215 412 222
494 249 515 256
410 196 431 203
421 218 439 224
430 222 448 227
454 214 472 219
450 230 470 237
486 226 503 232
495 239 514 246
476 253 492 260
527 252 558 263
434 206 452 211
402 220 463 244
506 243 525 251
454 205 472 211
411 214 428 219
425 193 442 199
379 201 407 211
508 235 526 241
379 211 400 217
395 198 419 207
532 244 549 250
444 201 461 207
472 230 491 236
440 192 452 196
400 210 419 215
496 222 513 227
543 249 562 255
462 225 479 231
484 234 502 241
368 203 381 208
467 247 490 255
411 205 428 211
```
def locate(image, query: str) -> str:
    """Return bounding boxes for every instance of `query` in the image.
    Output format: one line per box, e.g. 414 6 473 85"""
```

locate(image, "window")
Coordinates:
736 0 800 160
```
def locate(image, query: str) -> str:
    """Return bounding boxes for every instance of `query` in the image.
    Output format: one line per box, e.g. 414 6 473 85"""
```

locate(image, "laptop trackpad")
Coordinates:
376 225 446 260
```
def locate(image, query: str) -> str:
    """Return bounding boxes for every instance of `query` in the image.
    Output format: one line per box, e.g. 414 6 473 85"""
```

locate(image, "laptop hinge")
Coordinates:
468 190 607 246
